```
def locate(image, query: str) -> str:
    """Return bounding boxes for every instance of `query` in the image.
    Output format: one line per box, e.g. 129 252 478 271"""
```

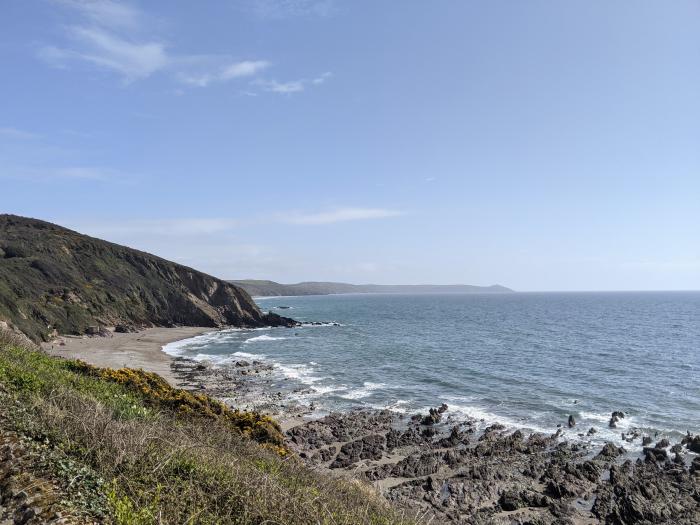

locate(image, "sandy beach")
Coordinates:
41 327 214 386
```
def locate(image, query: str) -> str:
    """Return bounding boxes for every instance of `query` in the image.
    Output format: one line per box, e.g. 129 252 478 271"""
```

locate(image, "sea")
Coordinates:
163 291 700 451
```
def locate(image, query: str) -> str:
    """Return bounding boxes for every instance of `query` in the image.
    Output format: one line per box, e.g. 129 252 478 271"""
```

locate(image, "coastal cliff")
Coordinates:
0 215 294 342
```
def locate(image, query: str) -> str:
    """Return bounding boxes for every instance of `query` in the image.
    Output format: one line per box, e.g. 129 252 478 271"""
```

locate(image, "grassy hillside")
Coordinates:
0 215 294 342
231 279 513 297
0 330 416 524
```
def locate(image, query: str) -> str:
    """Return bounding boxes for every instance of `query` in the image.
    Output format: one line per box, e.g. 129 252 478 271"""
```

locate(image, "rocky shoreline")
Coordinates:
169 355 700 524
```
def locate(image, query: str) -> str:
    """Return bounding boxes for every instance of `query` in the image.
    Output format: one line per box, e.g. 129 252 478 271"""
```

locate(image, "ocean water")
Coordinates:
164 292 700 450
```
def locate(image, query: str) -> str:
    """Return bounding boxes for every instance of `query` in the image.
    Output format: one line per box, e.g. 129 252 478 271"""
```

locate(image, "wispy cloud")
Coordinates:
52 0 142 29
40 27 168 81
281 207 402 225
178 60 270 87
40 1 327 93
258 71 331 94
60 208 401 236
246 0 336 18
0 127 40 140
75 218 241 236
312 71 332 85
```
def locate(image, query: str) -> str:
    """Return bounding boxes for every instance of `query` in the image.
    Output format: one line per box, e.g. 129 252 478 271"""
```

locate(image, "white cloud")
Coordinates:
282 208 402 225
41 2 271 86
222 60 270 79
42 26 169 81
0 127 40 139
262 79 306 94
246 0 335 18
76 218 240 236
178 60 271 87
52 0 142 29
258 71 331 94
312 71 332 84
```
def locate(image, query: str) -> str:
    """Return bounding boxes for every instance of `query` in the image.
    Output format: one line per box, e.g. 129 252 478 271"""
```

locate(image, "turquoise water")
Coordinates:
165 292 700 450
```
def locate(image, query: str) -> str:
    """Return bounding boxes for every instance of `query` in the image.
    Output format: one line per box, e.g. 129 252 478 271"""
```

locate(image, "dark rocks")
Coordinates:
593 460 699 524
288 405 700 524
643 447 668 462
568 414 576 428
687 435 700 453
498 489 550 511
642 435 653 446
421 406 446 425
114 323 137 333
84 325 111 337
608 410 625 428
391 452 441 478
596 442 625 459
655 438 670 449
329 434 386 469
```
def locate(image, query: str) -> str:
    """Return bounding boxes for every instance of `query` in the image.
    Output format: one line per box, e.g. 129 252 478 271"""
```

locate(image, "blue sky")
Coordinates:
2 0 699 291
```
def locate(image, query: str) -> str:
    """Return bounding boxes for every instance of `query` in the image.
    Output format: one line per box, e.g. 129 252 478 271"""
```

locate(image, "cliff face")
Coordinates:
0 215 294 342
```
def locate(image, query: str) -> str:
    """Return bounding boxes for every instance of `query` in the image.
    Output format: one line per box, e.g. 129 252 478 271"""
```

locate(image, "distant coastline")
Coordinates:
230 279 513 297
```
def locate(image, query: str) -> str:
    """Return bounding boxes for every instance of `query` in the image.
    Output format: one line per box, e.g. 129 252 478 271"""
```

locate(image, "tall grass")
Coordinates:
0 334 419 525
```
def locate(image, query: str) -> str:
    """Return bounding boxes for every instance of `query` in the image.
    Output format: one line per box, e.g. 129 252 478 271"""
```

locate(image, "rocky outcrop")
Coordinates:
0 215 295 342
286 406 700 524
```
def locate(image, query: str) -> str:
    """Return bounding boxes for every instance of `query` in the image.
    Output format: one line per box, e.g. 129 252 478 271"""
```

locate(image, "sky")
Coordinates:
1 0 699 291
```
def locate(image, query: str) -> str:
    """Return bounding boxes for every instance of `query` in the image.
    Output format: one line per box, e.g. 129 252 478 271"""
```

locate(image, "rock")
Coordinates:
643 447 668 462
655 438 670 449
329 434 386 469
596 442 625 459
421 407 443 426
392 452 441 478
114 324 137 333
587 427 597 436
642 436 653 446
691 456 700 474
568 415 576 428
687 435 700 453
608 411 625 428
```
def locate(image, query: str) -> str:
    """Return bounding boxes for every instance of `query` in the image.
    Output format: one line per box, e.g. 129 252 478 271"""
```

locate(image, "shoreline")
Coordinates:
41 326 215 386
39 326 700 523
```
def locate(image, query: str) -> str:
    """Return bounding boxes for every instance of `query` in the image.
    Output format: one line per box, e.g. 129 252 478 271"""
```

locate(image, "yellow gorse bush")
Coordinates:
66 360 287 452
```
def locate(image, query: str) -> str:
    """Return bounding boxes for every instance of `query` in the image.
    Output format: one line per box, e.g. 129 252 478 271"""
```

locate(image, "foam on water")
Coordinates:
163 292 700 448
340 382 387 400
244 334 287 343
444 399 550 435
232 351 266 360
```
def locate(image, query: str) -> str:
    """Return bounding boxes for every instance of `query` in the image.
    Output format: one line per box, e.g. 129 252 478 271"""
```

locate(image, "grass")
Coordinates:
0 330 418 525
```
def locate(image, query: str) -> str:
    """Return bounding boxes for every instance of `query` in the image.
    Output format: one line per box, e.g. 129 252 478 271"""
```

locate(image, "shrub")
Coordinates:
0 342 417 525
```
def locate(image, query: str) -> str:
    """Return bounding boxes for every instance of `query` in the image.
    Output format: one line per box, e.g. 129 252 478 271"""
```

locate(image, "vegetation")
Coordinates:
0 215 292 342
0 330 416 524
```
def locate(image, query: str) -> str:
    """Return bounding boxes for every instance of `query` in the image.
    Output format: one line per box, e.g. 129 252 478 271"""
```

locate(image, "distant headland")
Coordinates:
229 279 513 297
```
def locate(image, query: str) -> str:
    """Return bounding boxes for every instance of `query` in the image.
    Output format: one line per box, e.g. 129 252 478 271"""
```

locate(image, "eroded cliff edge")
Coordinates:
0 215 294 342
